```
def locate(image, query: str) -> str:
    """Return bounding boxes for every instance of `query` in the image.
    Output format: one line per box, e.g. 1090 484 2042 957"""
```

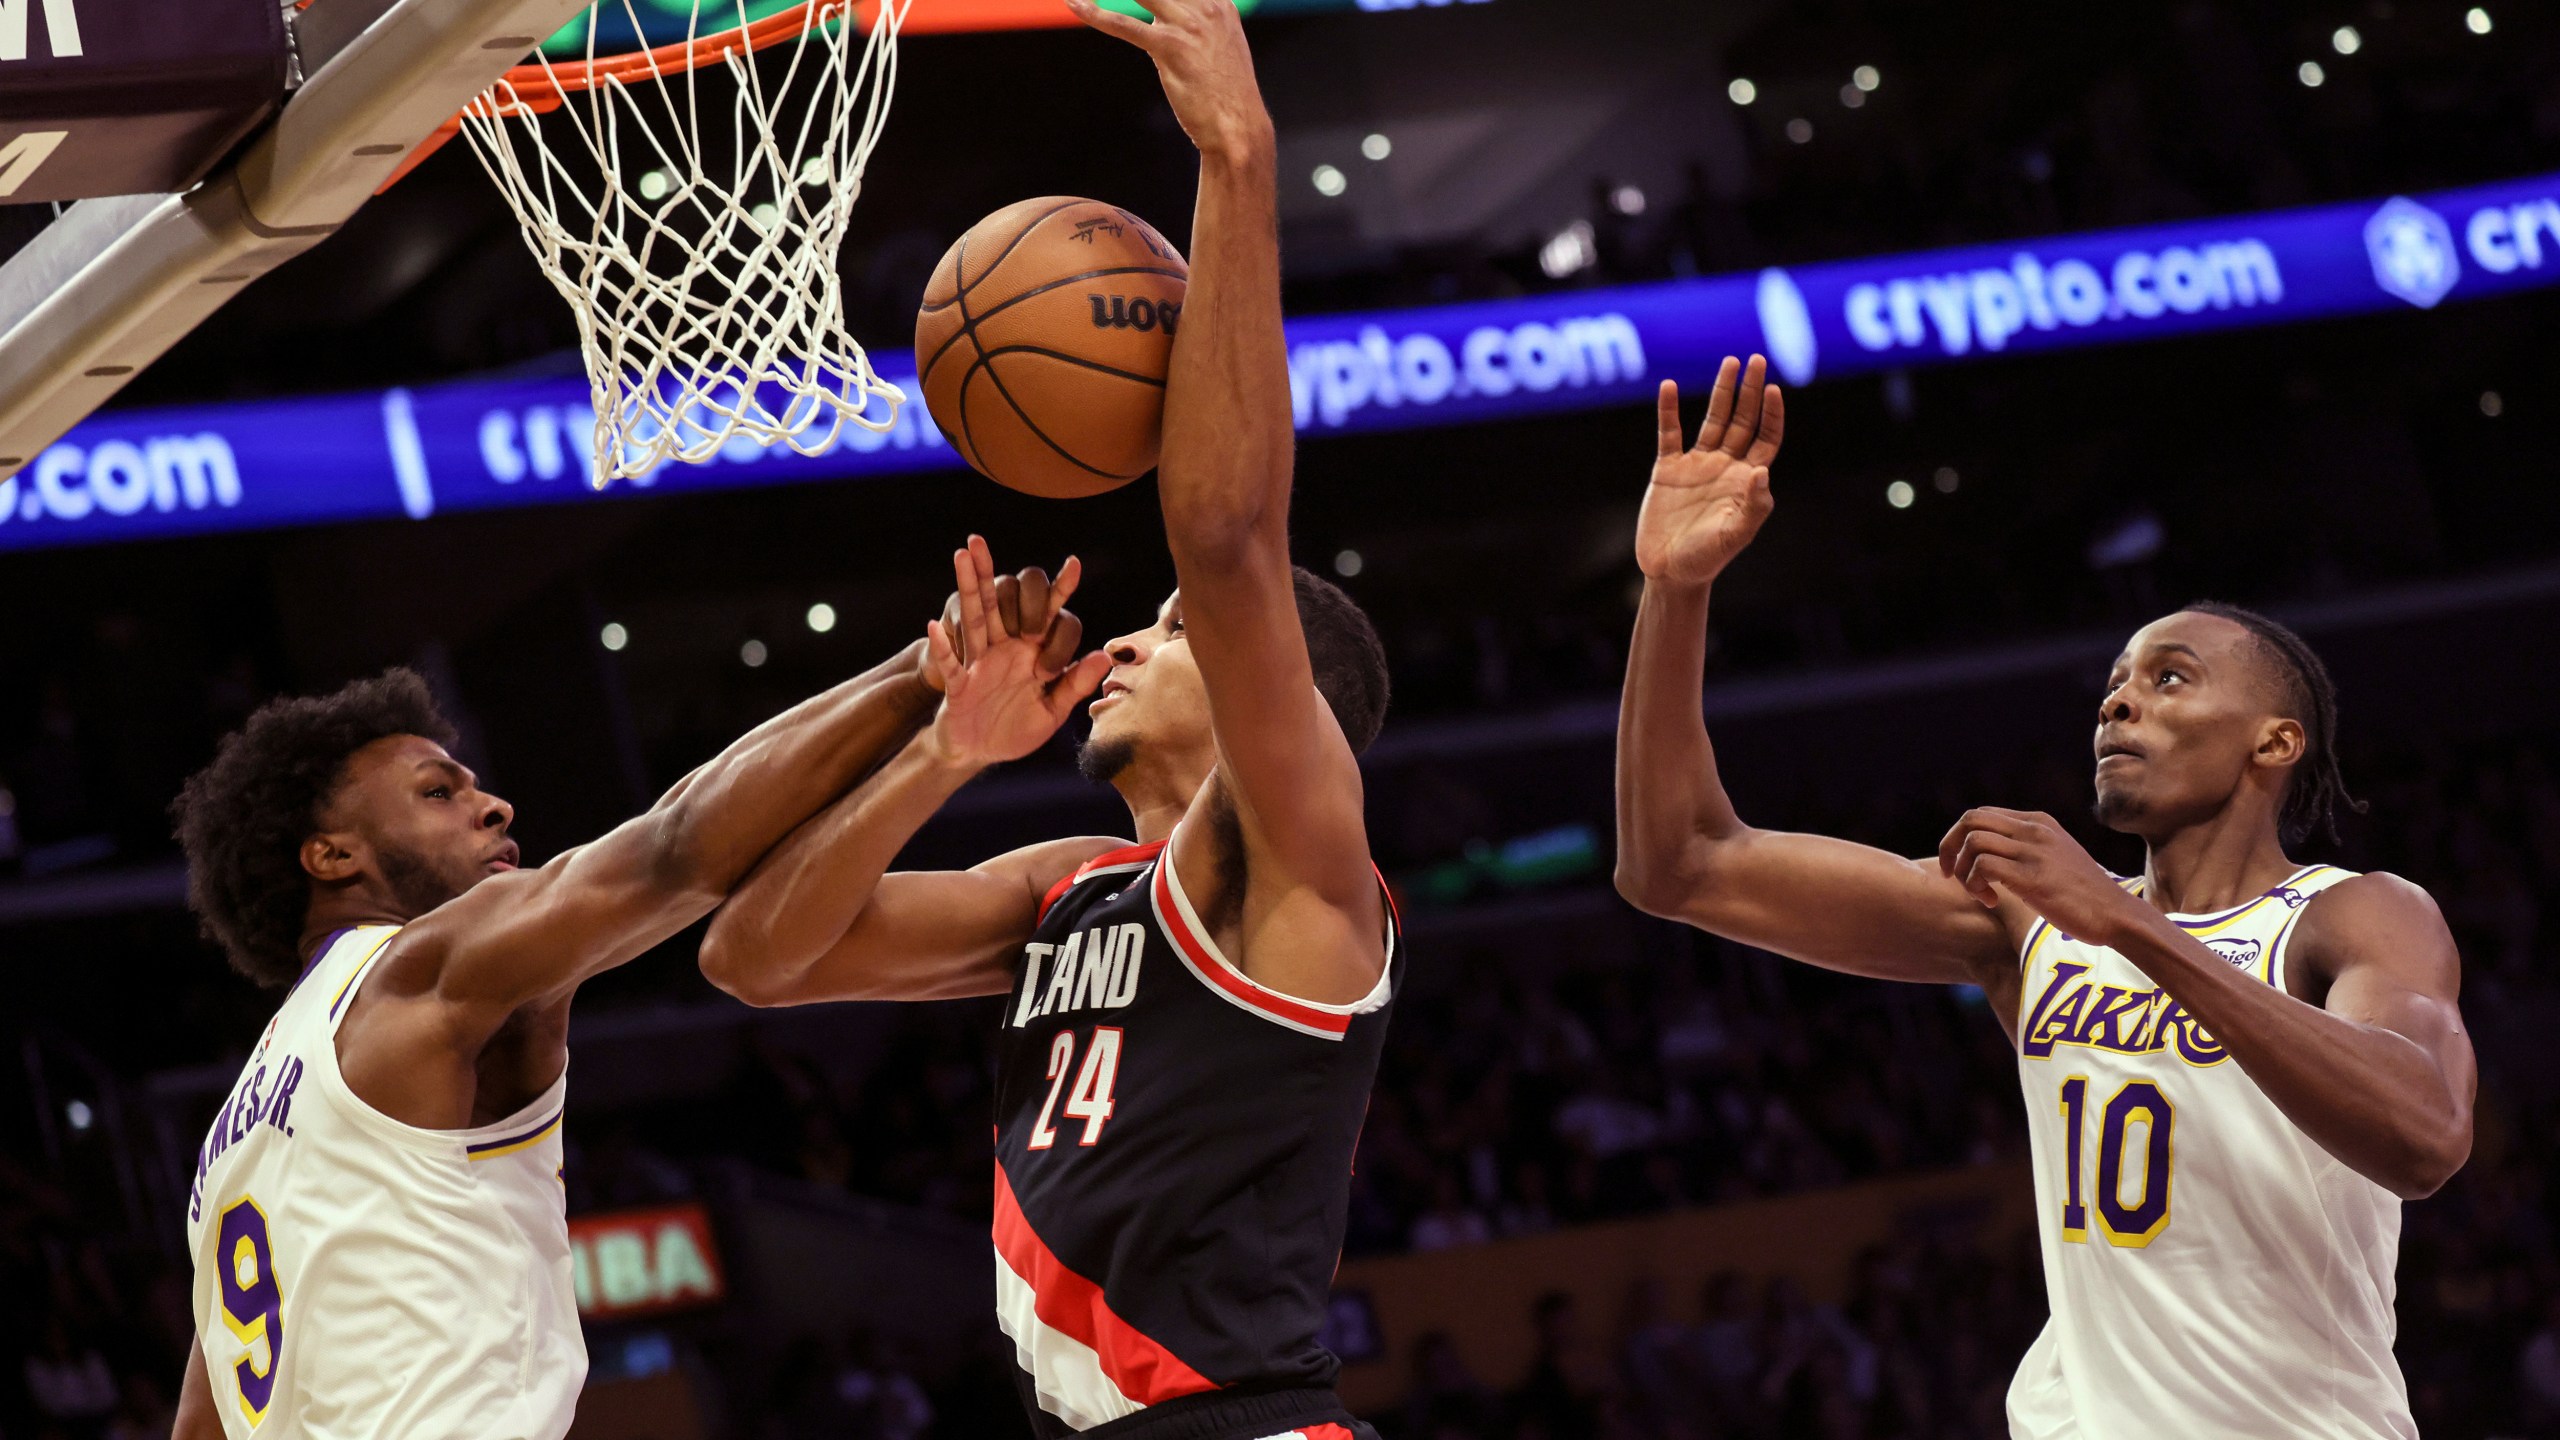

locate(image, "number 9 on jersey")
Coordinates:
218 1197 285 1422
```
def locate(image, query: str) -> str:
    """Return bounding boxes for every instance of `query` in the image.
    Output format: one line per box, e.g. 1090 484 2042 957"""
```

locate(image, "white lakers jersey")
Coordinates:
2005 865 2413 1439
185 925 586 1439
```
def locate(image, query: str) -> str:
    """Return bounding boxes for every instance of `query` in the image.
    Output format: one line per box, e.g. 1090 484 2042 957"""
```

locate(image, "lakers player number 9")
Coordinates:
216 1198 282 1424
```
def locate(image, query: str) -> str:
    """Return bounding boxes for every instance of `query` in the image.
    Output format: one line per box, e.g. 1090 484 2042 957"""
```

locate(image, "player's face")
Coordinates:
2091 612 2285 839
318 735 520 916
1086 592 1212 766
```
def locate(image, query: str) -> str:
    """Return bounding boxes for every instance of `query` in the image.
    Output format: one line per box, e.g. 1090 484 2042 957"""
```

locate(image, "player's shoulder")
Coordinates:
2299 868 2439 921
989 834 1152 918
2289 869 2453 970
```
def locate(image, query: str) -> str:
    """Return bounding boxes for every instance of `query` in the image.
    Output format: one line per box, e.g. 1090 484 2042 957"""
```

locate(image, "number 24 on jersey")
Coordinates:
1030 1027 1124 1150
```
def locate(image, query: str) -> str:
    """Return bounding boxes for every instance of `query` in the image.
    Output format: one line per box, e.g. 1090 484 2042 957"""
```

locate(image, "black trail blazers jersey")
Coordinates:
992 831 1403 1436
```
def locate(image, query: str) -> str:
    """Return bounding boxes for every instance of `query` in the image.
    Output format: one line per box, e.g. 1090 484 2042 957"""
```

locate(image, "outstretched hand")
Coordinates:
1635 355 1785 587
925 537 1112 768
1061 0 1272 164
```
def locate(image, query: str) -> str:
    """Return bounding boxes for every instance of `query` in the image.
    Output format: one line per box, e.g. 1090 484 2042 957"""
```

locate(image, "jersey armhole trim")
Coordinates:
324 926 402 1026
1150 830 1393 1040
307 925 572 1159
1036 841 1167 925
2266 866 2358 995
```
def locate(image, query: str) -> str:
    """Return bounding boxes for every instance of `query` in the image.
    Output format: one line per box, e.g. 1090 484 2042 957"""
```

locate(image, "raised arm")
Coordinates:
1941 814 2474 1197
1614 359 2017 1005
383 634 948 1042
1067 0 1383 1004
701 541 1116 1007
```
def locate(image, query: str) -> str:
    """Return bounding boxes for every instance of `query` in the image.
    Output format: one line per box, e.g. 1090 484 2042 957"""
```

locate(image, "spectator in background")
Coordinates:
2517 1292 2560 1435
1688 1270 1762 1423
1495 1160 1558 1240
101 1371 175 1440
1411 1168 1496 1253
24 1317 116 1435
1401 1331 1502 1440
1509 1291 1616 1439
1616 1277 1702 1440
833 1329 934 1440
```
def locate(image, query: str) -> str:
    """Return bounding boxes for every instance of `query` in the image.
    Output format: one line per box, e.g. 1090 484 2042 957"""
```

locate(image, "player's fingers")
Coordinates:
926 619 963 689
1937 811 2012 875
1696 356 1741 450
1050 555 1085 614
1048 652 1115 721
1745 385 1786 467
940 591 968 667
1062 0 1158 46
1721 356 1769 456
1961 854 2015 908
1040 609 1085 678
968 534 1001 597
993 573 1024 640
1656 381 1683 458
1017 567 1052 636
954 548 996 656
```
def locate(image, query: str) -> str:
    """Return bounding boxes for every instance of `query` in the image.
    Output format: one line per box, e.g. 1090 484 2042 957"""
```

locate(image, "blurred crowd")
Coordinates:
1287 3 2560 317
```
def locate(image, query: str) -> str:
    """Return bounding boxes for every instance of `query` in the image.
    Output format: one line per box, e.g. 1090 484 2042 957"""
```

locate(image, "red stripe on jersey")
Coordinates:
1150 857 1358 1037
992 1160 1215 1408
1295 1426 1359 1439
1038 841 1171 924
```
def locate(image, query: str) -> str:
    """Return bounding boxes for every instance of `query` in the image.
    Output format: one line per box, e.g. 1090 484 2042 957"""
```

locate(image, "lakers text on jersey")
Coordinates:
2005 866 2415 1440
185 926 585 1439
991 833 1402 1438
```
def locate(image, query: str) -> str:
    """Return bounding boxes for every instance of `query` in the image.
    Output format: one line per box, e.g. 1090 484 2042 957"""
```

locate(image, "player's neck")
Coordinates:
1112 760 1210 846
299 888 417 963
2138 808 2299 917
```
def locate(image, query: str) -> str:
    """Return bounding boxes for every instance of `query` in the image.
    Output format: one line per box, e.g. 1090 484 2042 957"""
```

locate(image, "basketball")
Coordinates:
914 197 1190 499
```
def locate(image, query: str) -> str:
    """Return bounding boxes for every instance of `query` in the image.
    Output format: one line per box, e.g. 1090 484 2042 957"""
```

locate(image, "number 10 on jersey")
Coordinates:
1031 1027 1123 1150
2056 1076 2175 1246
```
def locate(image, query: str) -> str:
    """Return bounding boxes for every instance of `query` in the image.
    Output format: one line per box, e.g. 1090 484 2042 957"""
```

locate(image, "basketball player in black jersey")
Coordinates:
697 4 1397 1438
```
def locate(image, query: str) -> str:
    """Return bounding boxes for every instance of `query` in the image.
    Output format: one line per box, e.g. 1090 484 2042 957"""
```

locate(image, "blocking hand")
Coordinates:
1635 355 1785 587
925 537 1112 767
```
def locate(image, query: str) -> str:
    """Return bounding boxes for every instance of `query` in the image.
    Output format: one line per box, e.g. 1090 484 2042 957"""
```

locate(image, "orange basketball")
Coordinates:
914 198 1190 498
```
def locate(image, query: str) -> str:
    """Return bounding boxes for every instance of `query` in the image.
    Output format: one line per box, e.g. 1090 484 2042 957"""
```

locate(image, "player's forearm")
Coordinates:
2111 914 2470 1197
1614 577 1748 915
699 729 984 1005
654 641 940 896
1158 132 1289 569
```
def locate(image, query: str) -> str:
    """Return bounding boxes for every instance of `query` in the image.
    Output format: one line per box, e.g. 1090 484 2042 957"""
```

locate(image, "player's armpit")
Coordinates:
705 836 1121 1007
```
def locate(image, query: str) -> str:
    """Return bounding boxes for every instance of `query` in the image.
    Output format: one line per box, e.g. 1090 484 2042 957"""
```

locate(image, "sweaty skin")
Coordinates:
700 0 1383 1013
1612 355 2472 1202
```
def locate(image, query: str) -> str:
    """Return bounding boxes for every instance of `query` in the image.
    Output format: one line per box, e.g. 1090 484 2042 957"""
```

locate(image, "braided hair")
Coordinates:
2182 601 2366 847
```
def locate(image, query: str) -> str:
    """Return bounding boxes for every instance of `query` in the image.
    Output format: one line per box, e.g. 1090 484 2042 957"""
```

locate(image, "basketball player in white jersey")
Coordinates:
1612 355 2476 1438
164 576 1090 1440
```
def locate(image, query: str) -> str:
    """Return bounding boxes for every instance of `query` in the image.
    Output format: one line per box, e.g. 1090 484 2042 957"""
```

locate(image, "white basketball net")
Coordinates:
460 1 908 486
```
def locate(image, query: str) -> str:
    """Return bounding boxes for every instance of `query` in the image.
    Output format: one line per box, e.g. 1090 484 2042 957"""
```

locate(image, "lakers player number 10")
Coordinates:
2054 1077 2176 1247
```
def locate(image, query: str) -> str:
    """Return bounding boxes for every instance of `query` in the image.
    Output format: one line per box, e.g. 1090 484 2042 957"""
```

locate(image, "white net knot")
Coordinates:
461 1 907 486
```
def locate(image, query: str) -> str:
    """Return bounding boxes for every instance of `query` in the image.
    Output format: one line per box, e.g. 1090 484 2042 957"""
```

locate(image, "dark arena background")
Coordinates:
5 1 2560 1436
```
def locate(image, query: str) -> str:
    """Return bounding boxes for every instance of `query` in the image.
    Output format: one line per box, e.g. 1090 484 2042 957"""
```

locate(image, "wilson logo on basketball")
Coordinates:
1090 295 1182 335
